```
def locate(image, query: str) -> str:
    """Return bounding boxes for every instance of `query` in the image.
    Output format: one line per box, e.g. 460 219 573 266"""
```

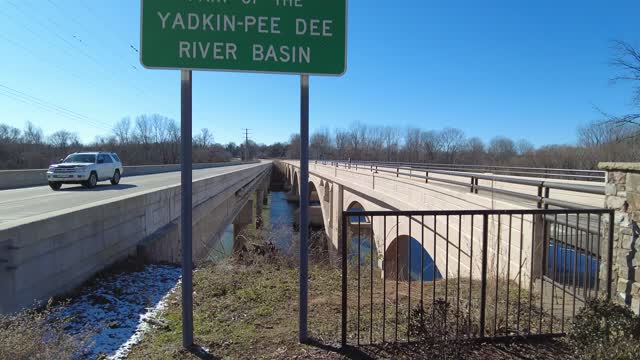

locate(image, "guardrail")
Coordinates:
340 208 614 346
316 160 605 210
325 160 606 182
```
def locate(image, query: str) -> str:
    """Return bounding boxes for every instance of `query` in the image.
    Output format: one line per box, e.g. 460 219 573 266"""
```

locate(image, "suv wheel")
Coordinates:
85 172 98 189
49 182 62 191
110 170 121 185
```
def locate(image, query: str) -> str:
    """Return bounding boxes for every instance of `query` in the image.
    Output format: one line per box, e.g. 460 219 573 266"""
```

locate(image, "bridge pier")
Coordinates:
234 200 254 252
256 190 264 228
327 183 344 263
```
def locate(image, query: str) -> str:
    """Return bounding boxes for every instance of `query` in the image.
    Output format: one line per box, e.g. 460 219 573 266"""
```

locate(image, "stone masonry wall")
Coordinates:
600 163 640 312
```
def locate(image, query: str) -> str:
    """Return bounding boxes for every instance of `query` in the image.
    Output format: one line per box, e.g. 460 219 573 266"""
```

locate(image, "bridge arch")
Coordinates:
309 180 320 204
384 235 442 282
346 201 379 266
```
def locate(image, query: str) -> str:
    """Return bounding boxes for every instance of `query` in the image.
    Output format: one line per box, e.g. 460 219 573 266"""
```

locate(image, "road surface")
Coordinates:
0 161 267 229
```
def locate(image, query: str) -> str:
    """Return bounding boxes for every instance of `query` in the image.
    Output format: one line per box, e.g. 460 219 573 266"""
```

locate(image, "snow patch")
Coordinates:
55 265 181 359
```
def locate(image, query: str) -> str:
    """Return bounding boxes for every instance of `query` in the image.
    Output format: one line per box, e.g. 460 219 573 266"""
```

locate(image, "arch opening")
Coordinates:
384 235 442 282
308 181 320 205
347 202 377 266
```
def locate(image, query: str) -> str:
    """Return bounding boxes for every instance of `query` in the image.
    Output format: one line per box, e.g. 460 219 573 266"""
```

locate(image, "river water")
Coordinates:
207 191 298 261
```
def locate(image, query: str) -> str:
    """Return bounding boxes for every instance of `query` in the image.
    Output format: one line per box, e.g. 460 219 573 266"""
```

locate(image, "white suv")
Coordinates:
46 152 124 190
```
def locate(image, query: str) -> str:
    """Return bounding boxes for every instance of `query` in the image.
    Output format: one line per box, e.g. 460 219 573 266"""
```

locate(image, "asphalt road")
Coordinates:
0 162 266 228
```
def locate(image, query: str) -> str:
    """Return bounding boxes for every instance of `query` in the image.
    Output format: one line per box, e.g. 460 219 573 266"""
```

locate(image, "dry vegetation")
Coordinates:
0 301 88 360
126 236 572 359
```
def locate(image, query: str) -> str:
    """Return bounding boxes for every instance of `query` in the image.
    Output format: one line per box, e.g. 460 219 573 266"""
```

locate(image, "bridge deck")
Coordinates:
0 161 267 230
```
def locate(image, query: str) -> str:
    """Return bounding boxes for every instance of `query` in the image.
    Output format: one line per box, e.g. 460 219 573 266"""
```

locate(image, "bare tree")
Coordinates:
420 130 441 162
366 126 385 161
286 134 301 159
194 128 214 148
334 129 350 160
515 139 535 156
439 127 466 163
600 40 640 139
134 115 153 145
48 130 79 149
347 122 367 160
22 122 43 145
461 137 486 164
488 136 516 164
310 128 332 159
112 117 132 145
404 128 422 162
0 124 21 144
381 126 400 161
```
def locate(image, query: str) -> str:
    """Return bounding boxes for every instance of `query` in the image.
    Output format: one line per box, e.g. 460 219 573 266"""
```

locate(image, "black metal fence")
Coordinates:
340 209 614 347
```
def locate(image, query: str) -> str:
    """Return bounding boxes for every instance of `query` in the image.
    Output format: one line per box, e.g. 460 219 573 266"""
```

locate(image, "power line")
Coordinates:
0 32 84 82
0 84 112 127
6 0 154 100
47 0 144 72
0 84 113 132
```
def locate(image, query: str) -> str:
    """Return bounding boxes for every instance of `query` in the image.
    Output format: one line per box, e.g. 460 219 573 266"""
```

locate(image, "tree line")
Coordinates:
1 115 635 171
282 120 638 170
1 115 238 169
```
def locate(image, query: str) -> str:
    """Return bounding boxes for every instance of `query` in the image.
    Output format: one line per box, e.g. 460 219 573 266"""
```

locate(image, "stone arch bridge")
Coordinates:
278 160 606 286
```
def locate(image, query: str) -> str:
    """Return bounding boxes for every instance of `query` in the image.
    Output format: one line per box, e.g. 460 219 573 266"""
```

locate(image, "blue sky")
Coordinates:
0 0 638 146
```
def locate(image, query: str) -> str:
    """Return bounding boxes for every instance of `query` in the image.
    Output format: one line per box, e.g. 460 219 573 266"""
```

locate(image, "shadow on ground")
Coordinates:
305 336 574 359
59 184 138 191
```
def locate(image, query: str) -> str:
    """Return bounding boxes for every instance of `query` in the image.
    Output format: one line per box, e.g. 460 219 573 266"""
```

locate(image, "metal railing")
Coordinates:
340 209 614 347
316 160 605 210
326 160 606 182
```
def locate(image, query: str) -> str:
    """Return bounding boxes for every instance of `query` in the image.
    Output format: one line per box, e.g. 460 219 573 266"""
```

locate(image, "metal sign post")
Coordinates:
140 0 347 347
180 69 194 348
299 74 310 343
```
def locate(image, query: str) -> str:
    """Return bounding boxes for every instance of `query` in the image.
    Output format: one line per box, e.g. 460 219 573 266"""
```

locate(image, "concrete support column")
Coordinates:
599 162 640 312
233 200 254 252
531 214 547 280
330 184 344 261
256 191 264 228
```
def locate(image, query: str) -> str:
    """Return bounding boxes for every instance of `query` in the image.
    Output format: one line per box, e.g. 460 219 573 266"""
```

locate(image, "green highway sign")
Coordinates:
140 0 347 76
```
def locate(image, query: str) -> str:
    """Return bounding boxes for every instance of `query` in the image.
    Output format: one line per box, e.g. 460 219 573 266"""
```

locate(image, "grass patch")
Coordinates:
128 242 571 359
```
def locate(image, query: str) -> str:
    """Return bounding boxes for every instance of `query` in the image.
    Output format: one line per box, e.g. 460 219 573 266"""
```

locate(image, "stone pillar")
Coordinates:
599 163 640 312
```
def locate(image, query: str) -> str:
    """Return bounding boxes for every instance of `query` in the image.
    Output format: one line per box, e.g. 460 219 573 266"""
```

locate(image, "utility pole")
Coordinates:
242 128 251 161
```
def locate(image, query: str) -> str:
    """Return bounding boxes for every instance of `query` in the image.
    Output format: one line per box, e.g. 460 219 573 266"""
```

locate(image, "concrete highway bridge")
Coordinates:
0 161 271 313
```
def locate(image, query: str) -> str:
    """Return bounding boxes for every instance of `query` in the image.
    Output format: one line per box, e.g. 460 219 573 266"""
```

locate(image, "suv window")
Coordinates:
111 153 121 162
63 154 96 163
98 154 113 164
